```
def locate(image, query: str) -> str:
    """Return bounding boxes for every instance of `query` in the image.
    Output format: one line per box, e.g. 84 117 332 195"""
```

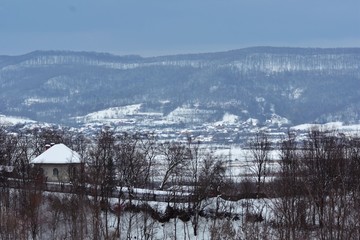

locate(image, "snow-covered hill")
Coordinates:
0 115 36 125
1 47 360 126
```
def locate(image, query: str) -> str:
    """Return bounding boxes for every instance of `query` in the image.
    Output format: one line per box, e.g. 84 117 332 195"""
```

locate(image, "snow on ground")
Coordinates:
340 124 360 133
74 103 166 125
212 145 281 178
105 195 275 240
23 97 67 106
245 118 259 126
214 112 239 126
77 104 142 122
165 106 215 124
0 114 36 125
291 121 360 135
39 188 276 239
265 114 290 126
291 121 344 131
119 187 191 197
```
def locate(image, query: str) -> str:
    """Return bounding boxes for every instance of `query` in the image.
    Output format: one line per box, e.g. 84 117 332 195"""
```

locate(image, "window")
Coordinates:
69 167 77 181
53 168 59 176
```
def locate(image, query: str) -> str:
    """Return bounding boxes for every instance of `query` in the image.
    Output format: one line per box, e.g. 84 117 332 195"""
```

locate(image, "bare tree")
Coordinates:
185 136 226 237
114 132 149 239
87 127 116 240
249 132 271 200
158 141 187 190
272 131 309 240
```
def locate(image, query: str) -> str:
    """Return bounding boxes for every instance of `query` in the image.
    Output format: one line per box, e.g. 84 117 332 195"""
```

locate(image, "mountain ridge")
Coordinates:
0 47 359 126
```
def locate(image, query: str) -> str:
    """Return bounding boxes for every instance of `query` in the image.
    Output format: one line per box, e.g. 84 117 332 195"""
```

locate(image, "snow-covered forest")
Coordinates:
1 125 360 239
1 48 360 125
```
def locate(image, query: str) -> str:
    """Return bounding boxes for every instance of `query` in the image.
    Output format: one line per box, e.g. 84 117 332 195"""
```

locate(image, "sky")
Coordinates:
0 0 359 57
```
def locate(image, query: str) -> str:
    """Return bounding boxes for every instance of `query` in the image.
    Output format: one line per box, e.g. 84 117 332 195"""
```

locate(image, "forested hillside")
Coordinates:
1 47 359 125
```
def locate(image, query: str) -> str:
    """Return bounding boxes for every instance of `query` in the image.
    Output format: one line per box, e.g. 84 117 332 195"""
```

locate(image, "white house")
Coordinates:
31 143 82 182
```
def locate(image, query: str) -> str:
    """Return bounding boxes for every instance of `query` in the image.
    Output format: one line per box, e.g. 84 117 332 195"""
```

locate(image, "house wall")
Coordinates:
37 164 80 182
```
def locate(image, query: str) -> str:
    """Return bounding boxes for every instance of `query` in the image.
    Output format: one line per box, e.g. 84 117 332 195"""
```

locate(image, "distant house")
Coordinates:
31 143 82 182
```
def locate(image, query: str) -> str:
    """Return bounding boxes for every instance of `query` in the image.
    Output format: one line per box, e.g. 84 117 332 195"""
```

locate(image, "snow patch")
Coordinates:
0 114 36 125
214 113 239 126
291 121 344 131
266 114 290 126
165 107 215 124
255 97 265 103
245 118 259 126
159 100 170 104
77 104 143 122
24 97 67 106
291 88 303 99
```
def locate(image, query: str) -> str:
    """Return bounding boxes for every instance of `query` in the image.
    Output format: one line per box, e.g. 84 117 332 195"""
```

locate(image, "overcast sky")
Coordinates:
0 0 359 56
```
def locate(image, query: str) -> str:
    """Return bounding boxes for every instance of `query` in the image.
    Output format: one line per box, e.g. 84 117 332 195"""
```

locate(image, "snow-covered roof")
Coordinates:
31 143 81 164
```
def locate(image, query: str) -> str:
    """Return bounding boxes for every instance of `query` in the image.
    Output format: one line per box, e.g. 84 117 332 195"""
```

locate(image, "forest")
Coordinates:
1 48 360 125
1 125 360 239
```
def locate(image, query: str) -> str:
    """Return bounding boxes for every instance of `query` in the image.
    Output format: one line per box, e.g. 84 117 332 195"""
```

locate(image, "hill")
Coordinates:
0 47 359 126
